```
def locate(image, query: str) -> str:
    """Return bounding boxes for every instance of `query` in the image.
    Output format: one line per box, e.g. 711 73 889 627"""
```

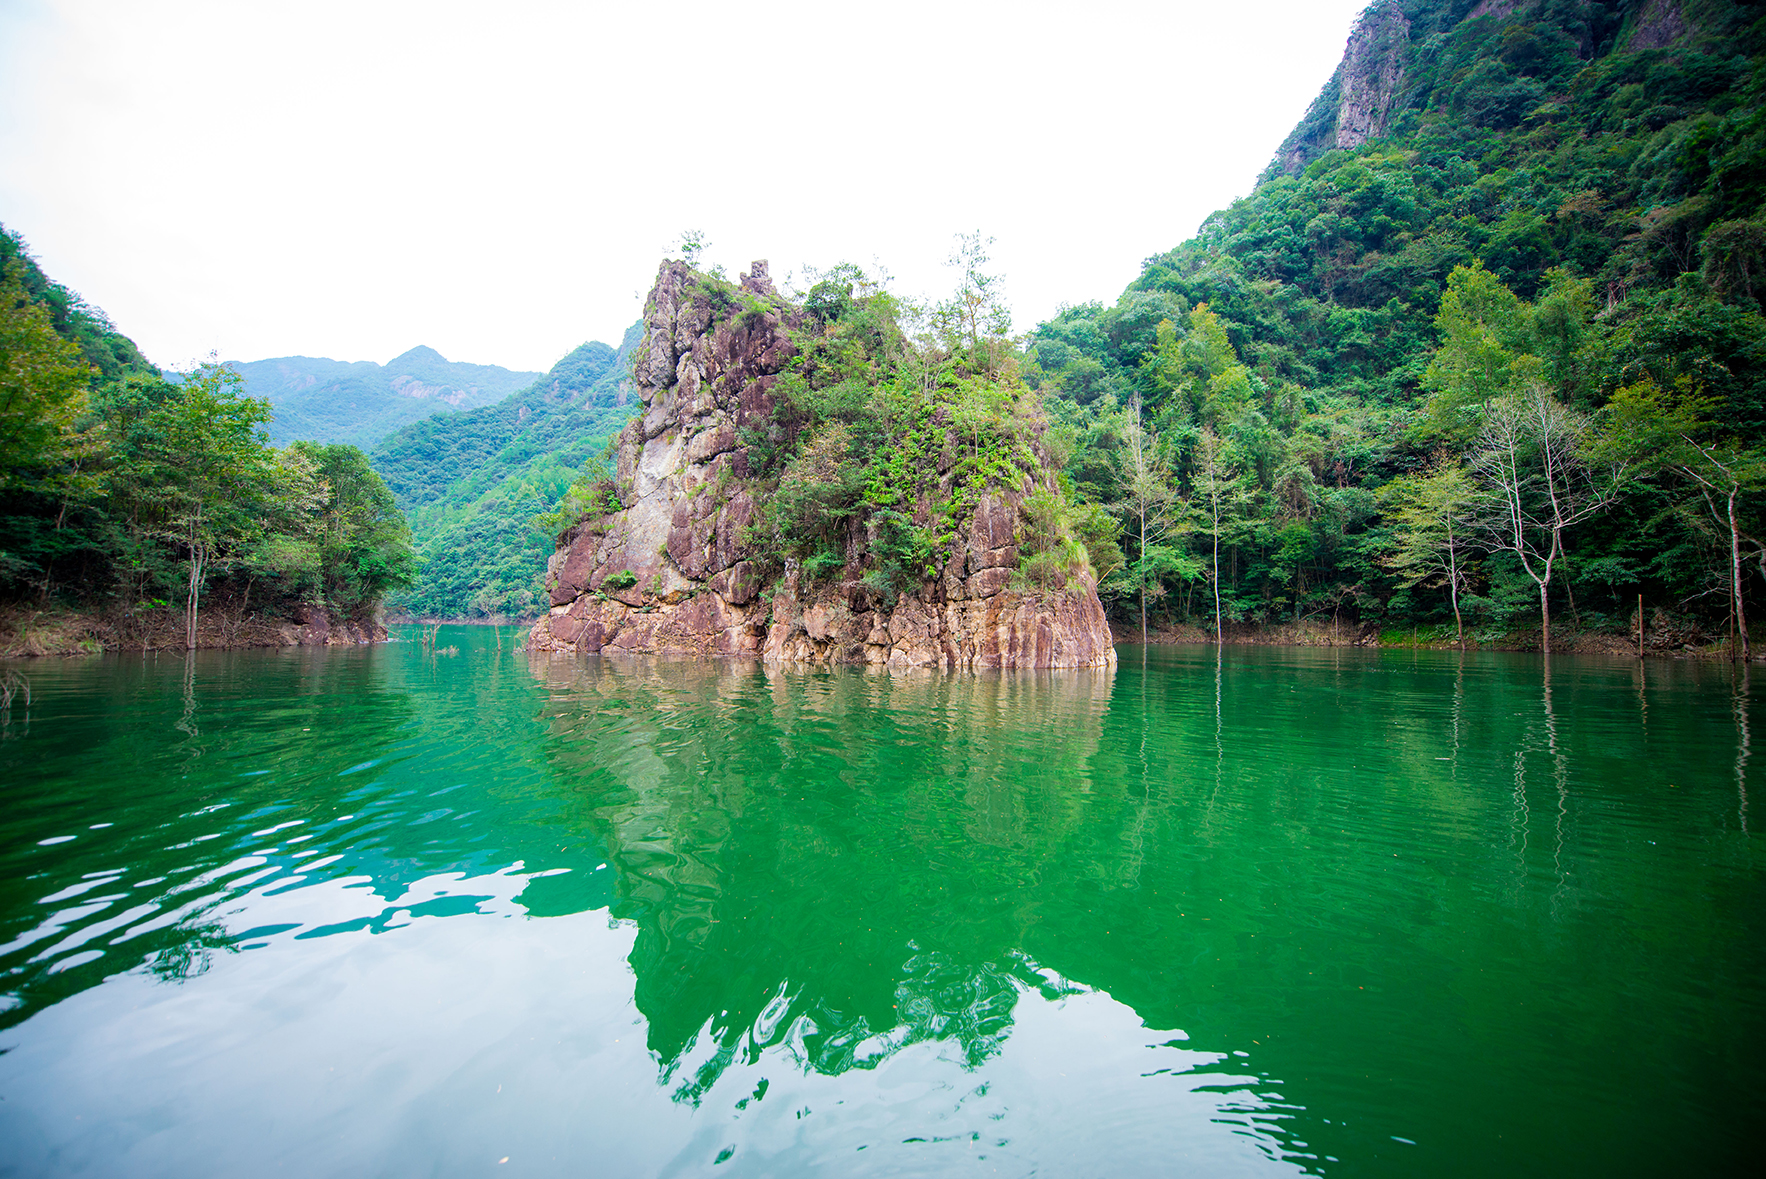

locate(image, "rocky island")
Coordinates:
529 259 1115 669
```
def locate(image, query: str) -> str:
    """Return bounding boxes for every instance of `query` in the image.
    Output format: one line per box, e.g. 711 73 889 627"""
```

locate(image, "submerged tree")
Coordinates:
1193 428 1237 644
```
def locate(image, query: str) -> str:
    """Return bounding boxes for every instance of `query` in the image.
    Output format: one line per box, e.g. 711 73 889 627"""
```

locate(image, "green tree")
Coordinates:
0 263 92 494
99 364 276 647
289 441 417 618
1141 307 1248 426
933 232 1012 375
1701 220 1766 304
1105 394 1190 643
1193 427 1246 644
1422 263 1538 438
672 229 710 267
1381 457 1483 647
1605 379 1765 659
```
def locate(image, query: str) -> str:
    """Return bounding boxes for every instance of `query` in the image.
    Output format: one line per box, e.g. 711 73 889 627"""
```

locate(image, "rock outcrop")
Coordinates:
1331 2 1411 151
527 260 1116 670
278 606 387 646
1276 1 1411 174
1623 0 1692 52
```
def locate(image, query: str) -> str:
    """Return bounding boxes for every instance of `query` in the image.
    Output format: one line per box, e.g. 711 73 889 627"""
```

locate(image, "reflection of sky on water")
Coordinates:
0 865 1305 1177
0 637 1310 1176
4 635 1761 1176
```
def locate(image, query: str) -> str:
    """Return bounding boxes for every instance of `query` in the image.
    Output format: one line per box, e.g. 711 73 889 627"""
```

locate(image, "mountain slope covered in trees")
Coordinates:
232 347 540 448
1 226 417 651
1028 0 1766 651
370 327 640 618
0 232 156 385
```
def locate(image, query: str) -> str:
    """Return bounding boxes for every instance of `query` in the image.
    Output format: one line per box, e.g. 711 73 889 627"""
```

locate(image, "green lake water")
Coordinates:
1 631 1761 1176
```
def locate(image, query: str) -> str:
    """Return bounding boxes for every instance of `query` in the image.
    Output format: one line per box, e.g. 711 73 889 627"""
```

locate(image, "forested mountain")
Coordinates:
1028 0 1766 651
0 231 155 384
232 346 540 448
370 328 640 619
12 0 1762 648
1 225 415 651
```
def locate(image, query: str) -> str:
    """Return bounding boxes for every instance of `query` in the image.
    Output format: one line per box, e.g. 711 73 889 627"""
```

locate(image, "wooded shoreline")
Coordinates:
8 604 1755 663
1113 617 1764 660
0 604 385 657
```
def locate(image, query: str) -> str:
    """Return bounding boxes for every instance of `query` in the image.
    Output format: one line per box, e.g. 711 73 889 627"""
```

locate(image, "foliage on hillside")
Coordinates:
1027 0 1766 648
1 228 156 383
371 331 641 618
1 227 414 645
232 346 541 449
556 246 1116 608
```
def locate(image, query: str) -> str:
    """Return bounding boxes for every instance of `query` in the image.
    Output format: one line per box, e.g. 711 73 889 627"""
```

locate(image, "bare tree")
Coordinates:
1470 386 1624 654
1685 450 1759 661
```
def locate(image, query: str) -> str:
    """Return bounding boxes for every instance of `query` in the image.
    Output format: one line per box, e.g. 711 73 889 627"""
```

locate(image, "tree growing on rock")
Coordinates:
933 232 1012 377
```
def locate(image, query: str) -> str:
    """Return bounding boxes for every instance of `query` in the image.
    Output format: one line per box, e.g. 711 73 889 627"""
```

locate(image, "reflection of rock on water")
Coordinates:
524 653 1115 1090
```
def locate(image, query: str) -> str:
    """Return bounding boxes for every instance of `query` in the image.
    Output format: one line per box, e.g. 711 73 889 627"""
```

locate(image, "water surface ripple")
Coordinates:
0 634 1760 1176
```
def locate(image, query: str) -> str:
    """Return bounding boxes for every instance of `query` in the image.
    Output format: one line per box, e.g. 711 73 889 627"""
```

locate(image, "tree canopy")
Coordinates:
1021 0 1766 649
1 228 415 646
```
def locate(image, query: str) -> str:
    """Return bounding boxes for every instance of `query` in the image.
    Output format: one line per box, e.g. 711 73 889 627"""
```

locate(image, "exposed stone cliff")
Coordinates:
1276 1 1411 174
527 261 1116 670
1622 0 1691 51
1274 0 1708 176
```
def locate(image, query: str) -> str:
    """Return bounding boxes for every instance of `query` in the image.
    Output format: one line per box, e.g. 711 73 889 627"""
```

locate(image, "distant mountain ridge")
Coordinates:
370 326 642 618
230 346 543 447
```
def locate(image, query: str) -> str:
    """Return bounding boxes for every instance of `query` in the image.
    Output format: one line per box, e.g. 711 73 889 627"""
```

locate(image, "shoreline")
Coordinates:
1112 619 1763 662
0 605 388 658
10 606 1757 665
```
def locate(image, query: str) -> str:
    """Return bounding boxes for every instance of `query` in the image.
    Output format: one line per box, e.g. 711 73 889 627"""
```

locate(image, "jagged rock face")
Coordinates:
1277 1 1410 173
1276 0 1704 176
1625 0 1690 51
1466 0 1524 21
278 605 387 646
1332 3 1410 151
529 260 1116 670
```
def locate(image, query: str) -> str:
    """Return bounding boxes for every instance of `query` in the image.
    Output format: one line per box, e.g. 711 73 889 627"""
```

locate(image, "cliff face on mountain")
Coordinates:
1332 3 1412 151
1273 0 1712 177
1277 1 1413 173
528 261 1115 670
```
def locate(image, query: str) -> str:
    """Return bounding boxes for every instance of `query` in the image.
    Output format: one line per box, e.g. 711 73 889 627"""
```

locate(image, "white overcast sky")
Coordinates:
0 0 1369 374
